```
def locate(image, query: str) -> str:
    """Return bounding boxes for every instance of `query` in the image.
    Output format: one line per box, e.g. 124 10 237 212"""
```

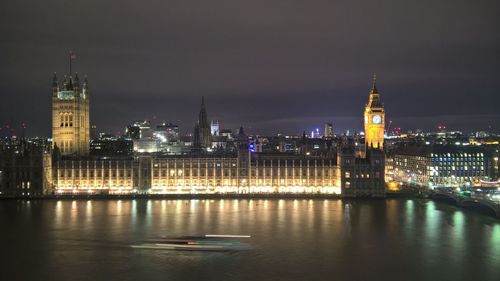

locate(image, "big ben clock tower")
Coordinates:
364 74 385 149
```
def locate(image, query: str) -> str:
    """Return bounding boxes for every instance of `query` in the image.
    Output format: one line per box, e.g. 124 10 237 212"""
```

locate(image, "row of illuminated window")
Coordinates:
57 180 133 187
152 167 337 177
152 179 337 187
154 169 237 177
58 170 132 178
59 161 132 169
58 112 85 128
153 161 237 168
431 166 484 171
59 112 73 127
431 153 484 157
345 171 381 179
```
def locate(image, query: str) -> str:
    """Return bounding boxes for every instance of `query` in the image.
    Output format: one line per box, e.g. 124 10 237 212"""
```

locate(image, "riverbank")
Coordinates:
0 191 420 200
1 191 497 218
1 193 345 200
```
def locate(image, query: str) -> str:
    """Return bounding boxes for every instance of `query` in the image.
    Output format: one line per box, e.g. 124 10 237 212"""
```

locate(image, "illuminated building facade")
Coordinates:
45 74 386 197
324 123 334 139
53 153 342 195
52 73 90 155
390 144 493 188
364 75 385 149
54 159 135 194
51 136 386 197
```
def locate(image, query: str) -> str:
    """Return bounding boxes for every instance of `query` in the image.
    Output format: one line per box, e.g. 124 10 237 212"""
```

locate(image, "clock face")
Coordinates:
372 115 382 124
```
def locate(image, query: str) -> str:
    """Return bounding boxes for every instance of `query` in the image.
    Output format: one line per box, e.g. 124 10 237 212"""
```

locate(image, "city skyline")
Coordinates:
1 70 498 138
1 2 499 281
1 0 500 136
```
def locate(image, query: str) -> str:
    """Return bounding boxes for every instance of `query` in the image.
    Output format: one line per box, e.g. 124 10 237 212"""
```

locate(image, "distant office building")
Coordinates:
211 120 220 136
220 129 234 140
155 123 179 143
90 135 133 157
139 121 153 139
125 124 140 139
153 123 185 155
311 128 321 139
324 123 334 139
51 73 90 155
126 121 153 140
133 139 159 153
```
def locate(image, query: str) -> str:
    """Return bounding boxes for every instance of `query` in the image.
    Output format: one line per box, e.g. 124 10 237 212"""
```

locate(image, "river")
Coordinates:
0 199 499 281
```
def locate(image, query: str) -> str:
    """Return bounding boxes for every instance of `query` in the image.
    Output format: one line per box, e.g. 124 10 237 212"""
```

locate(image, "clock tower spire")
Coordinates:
364 74 385 150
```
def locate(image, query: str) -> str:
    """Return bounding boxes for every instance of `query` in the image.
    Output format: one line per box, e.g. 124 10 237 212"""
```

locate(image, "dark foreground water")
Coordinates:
0 199 499 281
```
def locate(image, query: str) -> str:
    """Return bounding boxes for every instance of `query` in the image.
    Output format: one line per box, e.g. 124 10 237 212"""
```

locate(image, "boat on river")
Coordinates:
131 234 252 251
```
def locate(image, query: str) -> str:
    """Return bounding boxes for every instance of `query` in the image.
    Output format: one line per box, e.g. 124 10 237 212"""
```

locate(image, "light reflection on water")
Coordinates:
1 199 499 281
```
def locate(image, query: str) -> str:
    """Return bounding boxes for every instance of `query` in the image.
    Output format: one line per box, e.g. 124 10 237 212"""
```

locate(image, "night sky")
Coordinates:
1 0 499 137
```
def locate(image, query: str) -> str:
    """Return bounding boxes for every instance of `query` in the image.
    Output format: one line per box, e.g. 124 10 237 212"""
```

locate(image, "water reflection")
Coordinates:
449 211 465 265
343 203 352 237
490 225 500 265
4 199 500 281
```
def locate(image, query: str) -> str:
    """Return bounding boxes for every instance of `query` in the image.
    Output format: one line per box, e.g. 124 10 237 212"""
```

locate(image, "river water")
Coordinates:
0 199 499 281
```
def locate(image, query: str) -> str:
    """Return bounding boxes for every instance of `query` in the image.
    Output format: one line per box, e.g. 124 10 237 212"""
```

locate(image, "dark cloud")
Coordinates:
1 0 499 137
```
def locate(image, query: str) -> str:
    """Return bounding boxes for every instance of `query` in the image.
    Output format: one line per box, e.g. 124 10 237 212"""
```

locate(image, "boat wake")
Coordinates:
131 234 253 252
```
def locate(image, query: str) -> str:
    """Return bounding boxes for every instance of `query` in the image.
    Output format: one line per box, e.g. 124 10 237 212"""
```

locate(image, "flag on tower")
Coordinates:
69 51 76 75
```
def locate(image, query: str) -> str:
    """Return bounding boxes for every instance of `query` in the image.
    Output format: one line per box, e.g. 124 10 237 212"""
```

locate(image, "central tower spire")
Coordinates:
197 96 211 149
371 73 378 92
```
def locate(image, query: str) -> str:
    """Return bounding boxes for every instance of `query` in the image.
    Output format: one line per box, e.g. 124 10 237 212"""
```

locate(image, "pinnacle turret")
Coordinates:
83 76 89 89
73 72 80 88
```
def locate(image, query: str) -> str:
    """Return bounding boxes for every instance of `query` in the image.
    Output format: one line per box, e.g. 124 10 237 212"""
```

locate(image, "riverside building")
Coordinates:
389 144 494 188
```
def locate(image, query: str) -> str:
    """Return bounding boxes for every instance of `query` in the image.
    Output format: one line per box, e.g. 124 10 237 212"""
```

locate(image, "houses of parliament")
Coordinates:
1 71 386 197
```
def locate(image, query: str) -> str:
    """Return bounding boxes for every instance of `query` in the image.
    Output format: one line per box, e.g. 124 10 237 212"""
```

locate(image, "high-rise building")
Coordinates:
126 121 152 140
324 123 334 139
211 120 220 136
125 124 141 140
155 123 179 143
51 73 90 155
364 75 385 149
